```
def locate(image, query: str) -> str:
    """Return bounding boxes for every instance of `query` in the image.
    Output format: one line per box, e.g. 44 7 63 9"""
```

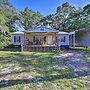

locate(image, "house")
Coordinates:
69 28 90 47
11 26 59 51
11 26 71 51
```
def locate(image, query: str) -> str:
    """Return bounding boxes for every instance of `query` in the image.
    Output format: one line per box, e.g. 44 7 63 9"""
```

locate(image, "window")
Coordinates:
14 36 16 42
14 36 21 42
61 36 66 42
18 36 21 42
44 36 46 42
33 36 35 42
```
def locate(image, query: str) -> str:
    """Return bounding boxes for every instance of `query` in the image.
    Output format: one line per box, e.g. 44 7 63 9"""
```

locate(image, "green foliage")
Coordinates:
83 4 90 15
0 0 15 48
40 2 90 32
19 7 43 29
0 33 11 49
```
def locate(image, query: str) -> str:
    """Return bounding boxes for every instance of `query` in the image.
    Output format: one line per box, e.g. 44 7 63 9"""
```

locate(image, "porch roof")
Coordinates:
24 27 59 33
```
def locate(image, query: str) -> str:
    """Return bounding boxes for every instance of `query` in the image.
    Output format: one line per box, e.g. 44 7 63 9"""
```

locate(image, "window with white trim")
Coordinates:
61 36 66 42
14 36 21 42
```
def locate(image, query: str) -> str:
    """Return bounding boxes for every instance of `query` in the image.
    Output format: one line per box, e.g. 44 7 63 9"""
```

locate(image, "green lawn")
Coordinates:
73 46 90 51
0 51 89 90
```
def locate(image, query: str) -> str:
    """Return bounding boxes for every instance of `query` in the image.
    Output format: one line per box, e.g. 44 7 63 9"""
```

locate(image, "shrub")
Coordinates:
0 33 11 49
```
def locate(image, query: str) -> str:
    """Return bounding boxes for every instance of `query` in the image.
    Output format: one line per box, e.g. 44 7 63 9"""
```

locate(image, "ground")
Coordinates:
0 50 90 90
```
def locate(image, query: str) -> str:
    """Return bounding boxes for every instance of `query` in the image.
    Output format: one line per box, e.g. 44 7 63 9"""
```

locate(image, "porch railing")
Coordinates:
22 45 58 52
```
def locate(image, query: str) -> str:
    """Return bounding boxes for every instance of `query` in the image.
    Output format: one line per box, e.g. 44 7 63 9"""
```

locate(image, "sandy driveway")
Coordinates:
54 50 90 77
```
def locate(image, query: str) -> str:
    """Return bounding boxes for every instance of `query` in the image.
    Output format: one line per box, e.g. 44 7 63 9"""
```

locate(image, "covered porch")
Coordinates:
23 27 59 52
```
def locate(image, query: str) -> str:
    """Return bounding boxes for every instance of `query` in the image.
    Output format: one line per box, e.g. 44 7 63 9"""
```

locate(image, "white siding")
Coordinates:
58 34 69 46
86 33 90 46
11 34 24 45
76 31 90 47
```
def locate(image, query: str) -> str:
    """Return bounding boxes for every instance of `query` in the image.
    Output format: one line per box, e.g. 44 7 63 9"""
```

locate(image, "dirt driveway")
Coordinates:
54 50 90 77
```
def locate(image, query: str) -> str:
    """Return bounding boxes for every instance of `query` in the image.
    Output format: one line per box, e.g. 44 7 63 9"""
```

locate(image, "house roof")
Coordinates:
69 31 75 35
14 20 25 31
58 31 69 35
11 32 24 35
69 28 90 35
24 26 59 33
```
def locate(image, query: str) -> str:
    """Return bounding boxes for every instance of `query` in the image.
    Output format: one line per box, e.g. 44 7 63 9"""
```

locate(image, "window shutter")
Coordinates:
14 36 16 42
64 36 66 42
19 36 21 42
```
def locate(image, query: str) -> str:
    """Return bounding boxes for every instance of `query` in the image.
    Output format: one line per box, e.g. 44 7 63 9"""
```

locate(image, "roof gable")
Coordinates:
25 26 59 33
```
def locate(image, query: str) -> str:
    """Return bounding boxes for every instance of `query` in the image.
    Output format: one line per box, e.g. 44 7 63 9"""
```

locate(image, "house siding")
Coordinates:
75 30 90 47
58 34 69 46
11 34 24 45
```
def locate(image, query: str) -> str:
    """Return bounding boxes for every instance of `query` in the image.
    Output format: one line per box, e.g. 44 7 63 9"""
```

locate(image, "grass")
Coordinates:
74 46 90 51
0 50 89 90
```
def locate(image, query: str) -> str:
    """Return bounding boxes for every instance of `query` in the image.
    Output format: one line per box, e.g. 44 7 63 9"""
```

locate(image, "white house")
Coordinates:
11 27 90 48
11 26 71 51
11 26 58 51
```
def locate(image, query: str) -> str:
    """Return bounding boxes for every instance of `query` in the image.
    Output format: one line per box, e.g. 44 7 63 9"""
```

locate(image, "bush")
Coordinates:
0 33 11 49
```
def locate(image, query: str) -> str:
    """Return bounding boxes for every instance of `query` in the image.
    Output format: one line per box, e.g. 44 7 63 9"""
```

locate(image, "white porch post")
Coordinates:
21 43 23 52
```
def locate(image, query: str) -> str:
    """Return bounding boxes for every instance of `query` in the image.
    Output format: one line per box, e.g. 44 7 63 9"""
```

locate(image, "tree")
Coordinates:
19 7 43 29
83 4 90 15
0 0 16 48
51 2 76 31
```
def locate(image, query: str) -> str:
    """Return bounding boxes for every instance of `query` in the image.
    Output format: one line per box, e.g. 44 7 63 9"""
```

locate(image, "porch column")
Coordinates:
21 43 23 52
56 33 60 51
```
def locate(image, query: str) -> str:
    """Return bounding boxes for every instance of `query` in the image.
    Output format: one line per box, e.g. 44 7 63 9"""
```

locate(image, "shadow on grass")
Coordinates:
0 51 90 88
0 69 30 78
0 71 75 88
0 72 89 88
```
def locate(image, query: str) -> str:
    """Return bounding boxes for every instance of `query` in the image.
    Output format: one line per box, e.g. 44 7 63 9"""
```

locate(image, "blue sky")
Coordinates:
9 0 90 16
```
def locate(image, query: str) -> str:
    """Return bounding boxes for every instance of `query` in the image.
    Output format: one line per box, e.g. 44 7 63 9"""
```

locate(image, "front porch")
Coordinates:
23 32 58 52
21 27 59 52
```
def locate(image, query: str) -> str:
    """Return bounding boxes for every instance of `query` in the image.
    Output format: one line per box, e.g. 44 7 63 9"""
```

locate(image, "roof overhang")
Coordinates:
58 32 69 35
11 32 24 35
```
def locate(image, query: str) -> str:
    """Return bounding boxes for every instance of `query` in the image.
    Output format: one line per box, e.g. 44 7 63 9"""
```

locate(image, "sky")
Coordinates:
9 0 90 16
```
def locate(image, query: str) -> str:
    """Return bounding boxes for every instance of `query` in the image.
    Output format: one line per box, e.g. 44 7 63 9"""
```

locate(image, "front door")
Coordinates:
47 36 52 45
